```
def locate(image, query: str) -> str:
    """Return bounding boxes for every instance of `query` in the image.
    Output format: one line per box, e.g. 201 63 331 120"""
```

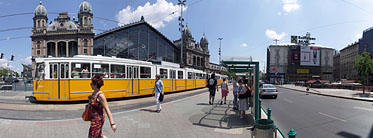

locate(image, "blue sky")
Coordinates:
1 0 373 73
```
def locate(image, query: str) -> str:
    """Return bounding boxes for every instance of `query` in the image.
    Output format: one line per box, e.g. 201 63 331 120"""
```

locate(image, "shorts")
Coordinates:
209 88 216 97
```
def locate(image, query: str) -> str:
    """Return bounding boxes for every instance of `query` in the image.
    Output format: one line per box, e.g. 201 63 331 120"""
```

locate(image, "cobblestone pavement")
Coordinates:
0 86 253 138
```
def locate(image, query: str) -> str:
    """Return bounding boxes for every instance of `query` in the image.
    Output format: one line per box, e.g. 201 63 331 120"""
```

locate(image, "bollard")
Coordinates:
267 107 272 120
14 83 16 91
24 82 27 92
288 129 296 138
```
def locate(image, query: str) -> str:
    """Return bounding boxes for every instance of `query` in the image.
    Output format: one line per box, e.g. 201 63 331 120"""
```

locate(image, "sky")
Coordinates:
1 0 373 73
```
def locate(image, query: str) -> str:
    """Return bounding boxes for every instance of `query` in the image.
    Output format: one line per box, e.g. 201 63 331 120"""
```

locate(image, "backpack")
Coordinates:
238 85 251 99
208 79 215 86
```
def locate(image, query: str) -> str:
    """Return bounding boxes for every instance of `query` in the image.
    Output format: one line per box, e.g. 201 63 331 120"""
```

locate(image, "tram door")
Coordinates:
170 70 176 91
49 63 70 100
127 66 139 96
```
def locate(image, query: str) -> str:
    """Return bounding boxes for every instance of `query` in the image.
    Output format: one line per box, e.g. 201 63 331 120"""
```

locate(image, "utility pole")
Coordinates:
218 38 223 65
178 0 186 65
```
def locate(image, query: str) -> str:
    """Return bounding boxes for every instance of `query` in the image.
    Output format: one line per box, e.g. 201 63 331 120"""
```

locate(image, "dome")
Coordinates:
34 1 47 16
79 0 93 14
200 34 208 44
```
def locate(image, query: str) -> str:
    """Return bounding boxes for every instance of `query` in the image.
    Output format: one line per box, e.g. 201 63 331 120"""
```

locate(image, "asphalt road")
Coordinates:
261 87 373 138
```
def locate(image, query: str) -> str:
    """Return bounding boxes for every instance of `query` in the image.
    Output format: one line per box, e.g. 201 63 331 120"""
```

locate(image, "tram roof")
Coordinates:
35 55 153 65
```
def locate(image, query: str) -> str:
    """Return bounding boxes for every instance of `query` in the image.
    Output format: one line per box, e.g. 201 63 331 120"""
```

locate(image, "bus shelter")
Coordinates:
223 60 260 120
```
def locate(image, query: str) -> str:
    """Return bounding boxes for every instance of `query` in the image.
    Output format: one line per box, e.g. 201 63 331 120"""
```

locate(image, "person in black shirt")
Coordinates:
207 73 218 105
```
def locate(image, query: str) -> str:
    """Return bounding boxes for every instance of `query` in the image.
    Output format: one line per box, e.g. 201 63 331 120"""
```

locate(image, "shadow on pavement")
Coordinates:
336 131 361 138
140 108 158 113
352 93 371 98
190 101 254 129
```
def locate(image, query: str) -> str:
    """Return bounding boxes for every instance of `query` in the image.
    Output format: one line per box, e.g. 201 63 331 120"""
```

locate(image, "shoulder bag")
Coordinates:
82 104 92 121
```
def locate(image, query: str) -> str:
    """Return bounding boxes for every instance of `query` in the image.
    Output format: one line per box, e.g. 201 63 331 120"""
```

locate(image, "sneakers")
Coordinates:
209 101 212 105
220 101 223 105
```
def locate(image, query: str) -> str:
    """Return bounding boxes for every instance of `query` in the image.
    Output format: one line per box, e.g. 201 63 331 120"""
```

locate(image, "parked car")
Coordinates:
5 78 19 83
259 84 278 99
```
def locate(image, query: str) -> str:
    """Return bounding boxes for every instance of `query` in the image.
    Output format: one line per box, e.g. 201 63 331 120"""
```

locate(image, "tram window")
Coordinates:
35 63 45 80
188 72 192 79
178 71 183 79
60 64 69 79
160 68 168 79
111 65 125 78
170 70 176 79
50 64 57 79
140 67 151 78
71 63 91 78
93 64 109 78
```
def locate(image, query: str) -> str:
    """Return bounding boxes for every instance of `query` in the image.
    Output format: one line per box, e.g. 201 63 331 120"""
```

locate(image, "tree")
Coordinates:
355 52 373 94
221 71 236 79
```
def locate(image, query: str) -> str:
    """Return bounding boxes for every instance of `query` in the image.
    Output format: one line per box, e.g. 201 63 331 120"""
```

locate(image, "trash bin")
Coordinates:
253 119 275 138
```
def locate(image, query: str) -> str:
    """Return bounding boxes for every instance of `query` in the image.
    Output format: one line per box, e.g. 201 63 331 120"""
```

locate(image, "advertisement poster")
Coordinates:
289 45 300 65
300 46 320 66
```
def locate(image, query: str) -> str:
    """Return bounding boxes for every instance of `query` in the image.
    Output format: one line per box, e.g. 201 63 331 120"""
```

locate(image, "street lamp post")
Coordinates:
103 39 106 56
218 38 223 65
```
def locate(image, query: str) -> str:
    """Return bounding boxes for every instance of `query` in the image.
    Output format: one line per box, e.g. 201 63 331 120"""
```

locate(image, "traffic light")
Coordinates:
10 55 14 61
0 53 3 59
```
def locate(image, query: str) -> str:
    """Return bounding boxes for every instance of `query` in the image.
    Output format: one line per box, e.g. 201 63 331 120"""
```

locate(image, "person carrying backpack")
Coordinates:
207 73 218 105
238 79 253 118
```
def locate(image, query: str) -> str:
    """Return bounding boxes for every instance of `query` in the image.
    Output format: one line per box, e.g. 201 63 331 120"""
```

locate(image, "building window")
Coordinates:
60 23 64 27
37 41 41 49
84 39 88 47
84 49 88 54
37 50 40 55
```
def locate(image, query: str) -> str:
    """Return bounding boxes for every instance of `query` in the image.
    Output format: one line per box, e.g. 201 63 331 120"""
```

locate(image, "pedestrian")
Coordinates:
207 73 218 105
306 84 310 95
232 77 240 110
220 78 229 105
152 74 164 113
238 79 252 119
88 75 116 138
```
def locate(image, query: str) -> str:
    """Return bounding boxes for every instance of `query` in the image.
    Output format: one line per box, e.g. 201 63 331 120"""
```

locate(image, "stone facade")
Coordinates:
174 26 210 71
339 42 359 80
30 1 94 77
333 52 340 81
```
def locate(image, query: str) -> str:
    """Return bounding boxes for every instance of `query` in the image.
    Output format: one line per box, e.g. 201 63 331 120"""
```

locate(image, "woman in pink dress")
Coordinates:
220 78 229 105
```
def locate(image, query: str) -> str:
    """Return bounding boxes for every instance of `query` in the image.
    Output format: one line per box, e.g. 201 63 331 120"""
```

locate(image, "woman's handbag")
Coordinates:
159 93 164 102
82 104 92 121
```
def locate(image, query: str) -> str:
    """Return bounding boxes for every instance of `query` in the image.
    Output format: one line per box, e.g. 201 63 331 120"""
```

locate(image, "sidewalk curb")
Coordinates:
277 85 373 102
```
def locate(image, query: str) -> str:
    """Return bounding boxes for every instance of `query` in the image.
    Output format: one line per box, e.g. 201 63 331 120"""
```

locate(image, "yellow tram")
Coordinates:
33 55 227 101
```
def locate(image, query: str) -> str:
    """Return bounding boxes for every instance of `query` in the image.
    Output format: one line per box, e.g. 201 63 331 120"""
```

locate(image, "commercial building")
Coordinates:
30 1 94 76
93 17 179 63
266 33 335 83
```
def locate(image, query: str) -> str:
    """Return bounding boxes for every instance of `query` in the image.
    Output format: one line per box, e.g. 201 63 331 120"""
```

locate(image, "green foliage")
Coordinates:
355 52 373 85
221 71 236 78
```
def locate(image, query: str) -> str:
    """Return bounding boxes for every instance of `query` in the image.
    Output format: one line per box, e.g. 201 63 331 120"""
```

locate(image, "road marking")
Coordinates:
283 99 293 103
318 112 347 122
353 107 373 112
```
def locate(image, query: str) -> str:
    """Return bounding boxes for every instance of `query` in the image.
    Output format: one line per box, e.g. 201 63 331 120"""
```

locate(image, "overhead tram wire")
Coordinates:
0 36 29 41
0 27 32 33
337 0 373 16
295 19 370 34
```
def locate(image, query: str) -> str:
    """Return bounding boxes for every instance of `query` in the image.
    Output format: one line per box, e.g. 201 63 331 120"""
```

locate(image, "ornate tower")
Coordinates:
33 1 48 32
200 33 210 70
78 0 94 55
78 0 93 28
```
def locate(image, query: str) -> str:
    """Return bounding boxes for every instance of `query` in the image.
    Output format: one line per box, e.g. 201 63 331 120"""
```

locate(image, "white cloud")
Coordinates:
355 33 362 39
282 0 299 13
265 29 287 40
20 56 32 65
116 0 185 29
277 12 282 16
241 43 248 47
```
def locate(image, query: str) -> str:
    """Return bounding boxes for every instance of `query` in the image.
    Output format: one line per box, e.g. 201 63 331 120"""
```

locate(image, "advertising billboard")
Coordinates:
300 46 320 66
289 45 300 65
